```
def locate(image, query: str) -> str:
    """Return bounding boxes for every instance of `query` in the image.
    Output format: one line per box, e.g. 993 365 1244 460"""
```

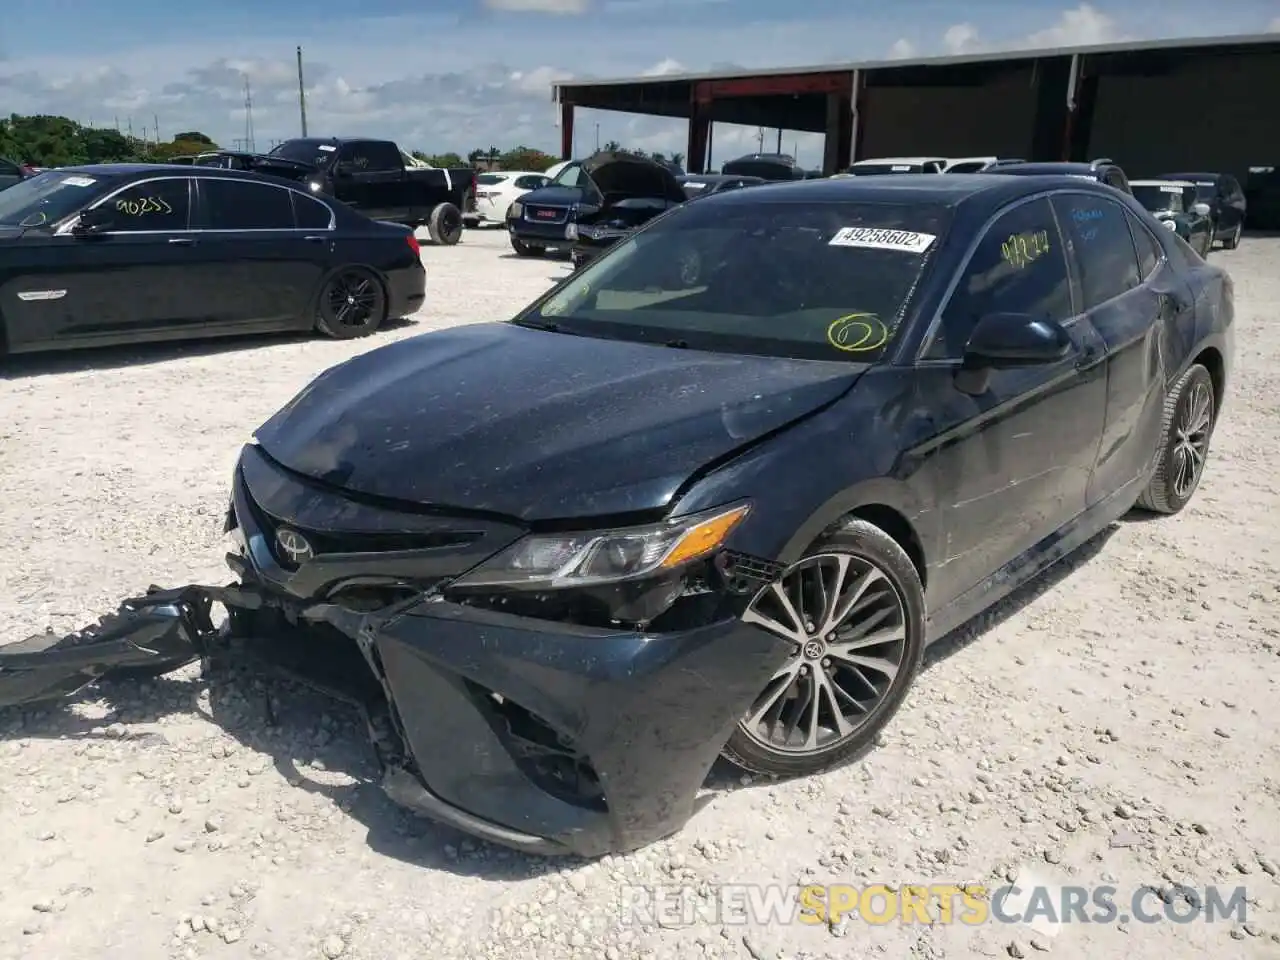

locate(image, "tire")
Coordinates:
1222 221 1242 250
510 236 544 257
427 203 463 245
721 518 926 779
314 267 387 340
1135 363 1216 515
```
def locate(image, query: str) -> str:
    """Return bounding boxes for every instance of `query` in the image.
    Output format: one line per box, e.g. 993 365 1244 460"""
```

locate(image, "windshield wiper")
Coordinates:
512 318 561 332
665 338 689 348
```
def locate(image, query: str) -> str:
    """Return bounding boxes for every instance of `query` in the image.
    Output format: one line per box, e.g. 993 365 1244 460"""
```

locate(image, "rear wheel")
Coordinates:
427 203 463 245
511 236 544 257
722 520 926 778
1135 363 1216 515
314 268 387 340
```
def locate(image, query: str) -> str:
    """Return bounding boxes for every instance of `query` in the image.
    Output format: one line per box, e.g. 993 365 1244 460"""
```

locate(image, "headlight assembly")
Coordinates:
509 201 523 218
1162 219 1178 231
450 503 750 590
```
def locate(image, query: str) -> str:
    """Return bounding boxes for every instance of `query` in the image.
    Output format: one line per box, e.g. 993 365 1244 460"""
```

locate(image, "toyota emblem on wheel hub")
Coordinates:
275 527 314 565
802 639 825 660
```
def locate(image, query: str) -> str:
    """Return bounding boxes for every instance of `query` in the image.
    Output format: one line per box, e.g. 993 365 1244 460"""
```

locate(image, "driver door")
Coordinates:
912 195 1109 609
3 177 198 349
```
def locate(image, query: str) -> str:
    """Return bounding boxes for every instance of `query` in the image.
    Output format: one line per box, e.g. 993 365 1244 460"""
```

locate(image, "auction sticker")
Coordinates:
1159 184 1182 193
829 226 935 253
62 176 97 187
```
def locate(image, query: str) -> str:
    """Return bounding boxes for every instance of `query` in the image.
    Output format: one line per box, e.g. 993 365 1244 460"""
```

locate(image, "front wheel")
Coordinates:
427 203 464 245
1222 221 1242 250
1135 363 1216 515
314 267 387 340
721 519 926 779
510 236 544 257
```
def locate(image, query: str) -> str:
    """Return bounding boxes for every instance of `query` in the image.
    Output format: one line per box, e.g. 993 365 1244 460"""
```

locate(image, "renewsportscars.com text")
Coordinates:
618 882 1249 928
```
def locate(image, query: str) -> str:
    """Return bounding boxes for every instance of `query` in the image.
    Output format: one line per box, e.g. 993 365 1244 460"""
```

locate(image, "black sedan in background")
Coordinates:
1129 179 1214 256
0 164 425 356
2 174 1233 859
1155 171 1247 249
995 159 1132 194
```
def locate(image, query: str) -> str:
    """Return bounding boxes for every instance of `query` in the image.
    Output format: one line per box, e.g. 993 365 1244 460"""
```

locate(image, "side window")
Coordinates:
105 178 191 231
1223 176 1241 199
342 141 401 171
0 159 19 176
1126 212 1163 280
199 179 296 229
926 197 1073 359
292 191 332 229
1051 194 1141 309
513 175 543 190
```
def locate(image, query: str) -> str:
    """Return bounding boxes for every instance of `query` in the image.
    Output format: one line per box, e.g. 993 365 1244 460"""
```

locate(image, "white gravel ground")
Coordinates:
1 227 1277 960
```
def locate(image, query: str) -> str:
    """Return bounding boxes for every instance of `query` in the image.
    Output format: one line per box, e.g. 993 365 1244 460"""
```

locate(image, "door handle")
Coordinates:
303 235 327 243
168 237 195 246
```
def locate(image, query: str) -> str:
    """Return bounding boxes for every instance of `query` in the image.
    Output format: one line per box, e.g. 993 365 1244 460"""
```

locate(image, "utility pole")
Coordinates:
155 115 161 143
243 75 256 153
297 46 309 137
776 128 783 153
756 127 765 152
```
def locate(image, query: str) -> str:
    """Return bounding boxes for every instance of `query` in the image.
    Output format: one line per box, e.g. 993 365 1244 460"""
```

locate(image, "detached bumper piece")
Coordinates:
0 584 250 709
1 578 791 858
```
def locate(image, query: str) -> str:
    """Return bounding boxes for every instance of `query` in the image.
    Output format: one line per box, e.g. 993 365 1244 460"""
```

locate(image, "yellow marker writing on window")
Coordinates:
1001 230 1050 269
826 313 889 353
116 196 173 216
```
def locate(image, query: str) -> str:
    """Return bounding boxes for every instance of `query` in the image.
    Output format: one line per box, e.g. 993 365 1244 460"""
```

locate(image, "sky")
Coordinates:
2 0 1277 168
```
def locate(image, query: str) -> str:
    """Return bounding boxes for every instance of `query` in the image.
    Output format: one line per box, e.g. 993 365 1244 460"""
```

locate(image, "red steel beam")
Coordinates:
696 71 853 99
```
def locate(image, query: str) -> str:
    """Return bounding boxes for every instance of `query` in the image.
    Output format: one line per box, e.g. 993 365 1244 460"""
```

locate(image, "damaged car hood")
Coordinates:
581 151 687 204
252 322 867 521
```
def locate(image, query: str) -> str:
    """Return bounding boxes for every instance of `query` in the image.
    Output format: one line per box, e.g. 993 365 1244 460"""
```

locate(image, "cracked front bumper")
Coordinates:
1 456 791 858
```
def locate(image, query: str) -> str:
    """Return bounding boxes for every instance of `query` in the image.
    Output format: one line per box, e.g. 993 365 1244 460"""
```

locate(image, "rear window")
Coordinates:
0 170 114 227
524 199 950 361
477 174 507 185
680 181 710 199
946 161 989 173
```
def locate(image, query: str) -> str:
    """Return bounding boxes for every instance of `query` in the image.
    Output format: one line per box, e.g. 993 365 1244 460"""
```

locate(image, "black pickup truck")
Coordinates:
181 138 477 245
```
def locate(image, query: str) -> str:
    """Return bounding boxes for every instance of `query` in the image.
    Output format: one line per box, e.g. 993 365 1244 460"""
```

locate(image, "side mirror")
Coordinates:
334 162 355 177
964 312 1072 367
71 206 112 236
1191 202 1211 217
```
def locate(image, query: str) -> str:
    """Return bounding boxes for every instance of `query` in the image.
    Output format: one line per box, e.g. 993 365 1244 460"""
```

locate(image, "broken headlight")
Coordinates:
449 503 749 591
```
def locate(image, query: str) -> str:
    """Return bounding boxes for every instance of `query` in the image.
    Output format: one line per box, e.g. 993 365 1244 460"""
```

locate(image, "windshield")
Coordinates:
1133 184 1184 213
1192 181 1216 199
266 140 335 167
847 163 921 175
0 170 114 227
519 199 949 361
945 161 988 173
552 163 584 187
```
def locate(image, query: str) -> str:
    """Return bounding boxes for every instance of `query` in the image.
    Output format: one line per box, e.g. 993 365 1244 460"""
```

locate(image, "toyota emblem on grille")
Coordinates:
275 527 315 564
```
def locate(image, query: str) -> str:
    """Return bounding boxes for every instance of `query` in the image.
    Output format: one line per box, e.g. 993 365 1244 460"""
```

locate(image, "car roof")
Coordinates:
705 172 1105 209
851 156 947 165
57 164 321 192
1132 179 1195 188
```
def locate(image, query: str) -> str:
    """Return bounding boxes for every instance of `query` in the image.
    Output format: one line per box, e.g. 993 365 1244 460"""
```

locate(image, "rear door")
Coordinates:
191 177 331 329
336 141 408 221
1051 192 1177 506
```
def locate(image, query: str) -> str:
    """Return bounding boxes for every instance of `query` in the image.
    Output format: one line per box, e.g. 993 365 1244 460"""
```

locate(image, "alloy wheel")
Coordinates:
326 272 382 329
1171 377 1213 499
739 553 908 755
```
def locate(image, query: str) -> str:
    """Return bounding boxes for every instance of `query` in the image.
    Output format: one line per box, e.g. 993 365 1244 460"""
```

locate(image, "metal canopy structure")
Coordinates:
549 32 1280 177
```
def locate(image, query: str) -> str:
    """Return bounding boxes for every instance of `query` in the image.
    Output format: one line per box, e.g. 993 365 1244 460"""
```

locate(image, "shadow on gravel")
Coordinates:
0 522 1121 880
0 316 418 379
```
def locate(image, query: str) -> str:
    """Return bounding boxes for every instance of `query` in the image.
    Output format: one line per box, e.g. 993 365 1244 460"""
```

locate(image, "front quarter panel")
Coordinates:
673 366 936 575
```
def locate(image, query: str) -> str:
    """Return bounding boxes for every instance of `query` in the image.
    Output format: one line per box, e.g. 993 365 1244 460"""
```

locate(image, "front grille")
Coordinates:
258 509 482 569
524 204 568 224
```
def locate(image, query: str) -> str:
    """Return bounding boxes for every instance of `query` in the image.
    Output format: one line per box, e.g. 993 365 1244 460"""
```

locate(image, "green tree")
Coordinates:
498 145 557 171
174 131 215 145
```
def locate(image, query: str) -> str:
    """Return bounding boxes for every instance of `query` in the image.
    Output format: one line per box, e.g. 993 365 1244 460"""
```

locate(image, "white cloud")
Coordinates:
482 0 591 12
942 23 982 55
641 58 686 76
1024 3 1124 47
886 38 916 59
1268 16 1280 31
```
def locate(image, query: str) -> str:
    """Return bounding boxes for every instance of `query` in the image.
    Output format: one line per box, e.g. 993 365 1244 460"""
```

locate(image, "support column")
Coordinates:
687 83 712 174
1028 56 1075 161
560 100 575 160
821 73 856 175
1068 70 1099 162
